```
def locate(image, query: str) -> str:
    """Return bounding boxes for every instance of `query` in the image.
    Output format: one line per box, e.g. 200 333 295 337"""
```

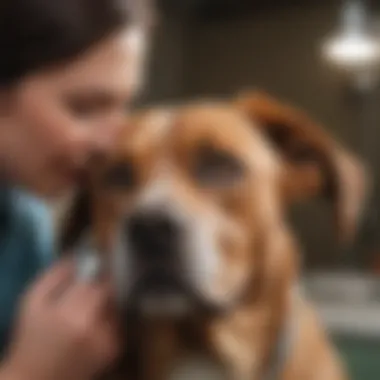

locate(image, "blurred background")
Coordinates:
135 0 380 378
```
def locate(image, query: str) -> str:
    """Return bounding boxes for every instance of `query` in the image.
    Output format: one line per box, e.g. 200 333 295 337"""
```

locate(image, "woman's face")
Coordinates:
0 28 147 197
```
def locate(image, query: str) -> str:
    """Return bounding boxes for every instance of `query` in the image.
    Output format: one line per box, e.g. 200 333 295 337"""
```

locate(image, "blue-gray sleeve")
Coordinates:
7 189 57 287
29 198 56 270
0 190 56 355
18 191 57 276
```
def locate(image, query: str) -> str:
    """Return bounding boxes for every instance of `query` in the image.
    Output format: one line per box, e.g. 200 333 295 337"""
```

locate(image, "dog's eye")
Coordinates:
194 146 245 187
103 162 135 189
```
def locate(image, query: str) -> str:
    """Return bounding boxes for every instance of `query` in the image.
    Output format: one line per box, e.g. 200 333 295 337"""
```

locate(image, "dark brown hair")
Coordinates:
0 0 151 86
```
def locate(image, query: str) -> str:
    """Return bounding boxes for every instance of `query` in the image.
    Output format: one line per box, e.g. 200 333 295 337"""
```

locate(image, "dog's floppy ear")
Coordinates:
234 91 369 244
59 188 92 252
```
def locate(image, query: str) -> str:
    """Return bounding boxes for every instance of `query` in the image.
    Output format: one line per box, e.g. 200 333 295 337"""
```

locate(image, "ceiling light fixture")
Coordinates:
321 0 380 89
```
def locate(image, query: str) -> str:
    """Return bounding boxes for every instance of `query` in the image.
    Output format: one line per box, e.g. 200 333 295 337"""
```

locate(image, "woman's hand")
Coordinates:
1 259 120 380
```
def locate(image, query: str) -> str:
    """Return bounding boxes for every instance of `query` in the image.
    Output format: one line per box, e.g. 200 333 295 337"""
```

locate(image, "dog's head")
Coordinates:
61 92 368 317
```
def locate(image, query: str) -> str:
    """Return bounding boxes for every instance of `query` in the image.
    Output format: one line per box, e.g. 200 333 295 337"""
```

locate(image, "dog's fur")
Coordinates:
60 92 368 380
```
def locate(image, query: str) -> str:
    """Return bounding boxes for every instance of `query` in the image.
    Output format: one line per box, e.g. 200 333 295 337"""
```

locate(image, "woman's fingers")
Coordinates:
62 282 109 314
29 259 74 306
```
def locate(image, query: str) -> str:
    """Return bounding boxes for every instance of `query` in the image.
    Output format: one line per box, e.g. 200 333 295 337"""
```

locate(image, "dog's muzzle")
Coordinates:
122 209 194 315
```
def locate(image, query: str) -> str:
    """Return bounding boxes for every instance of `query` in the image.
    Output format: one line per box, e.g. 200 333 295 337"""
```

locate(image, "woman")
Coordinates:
0 1 150 379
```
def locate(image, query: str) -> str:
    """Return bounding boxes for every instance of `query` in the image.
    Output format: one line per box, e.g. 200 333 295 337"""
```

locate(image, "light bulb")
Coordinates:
321 0 380 69
323 34 380 68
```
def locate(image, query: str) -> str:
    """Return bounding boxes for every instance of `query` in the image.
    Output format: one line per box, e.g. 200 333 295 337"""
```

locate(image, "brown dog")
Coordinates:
60 92 368 380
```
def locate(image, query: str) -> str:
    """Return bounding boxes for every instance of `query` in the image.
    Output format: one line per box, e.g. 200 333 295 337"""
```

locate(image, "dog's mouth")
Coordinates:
126 270 195 317
124 267 224 318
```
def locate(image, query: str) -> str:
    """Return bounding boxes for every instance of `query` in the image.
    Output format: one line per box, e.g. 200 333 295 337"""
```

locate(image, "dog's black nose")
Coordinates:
127 210 180 260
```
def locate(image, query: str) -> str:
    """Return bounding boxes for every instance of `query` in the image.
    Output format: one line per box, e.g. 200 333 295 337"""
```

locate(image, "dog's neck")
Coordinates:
121 285 298 380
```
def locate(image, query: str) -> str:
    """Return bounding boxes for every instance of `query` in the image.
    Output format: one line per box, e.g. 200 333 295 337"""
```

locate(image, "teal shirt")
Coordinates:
0 186 55 356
